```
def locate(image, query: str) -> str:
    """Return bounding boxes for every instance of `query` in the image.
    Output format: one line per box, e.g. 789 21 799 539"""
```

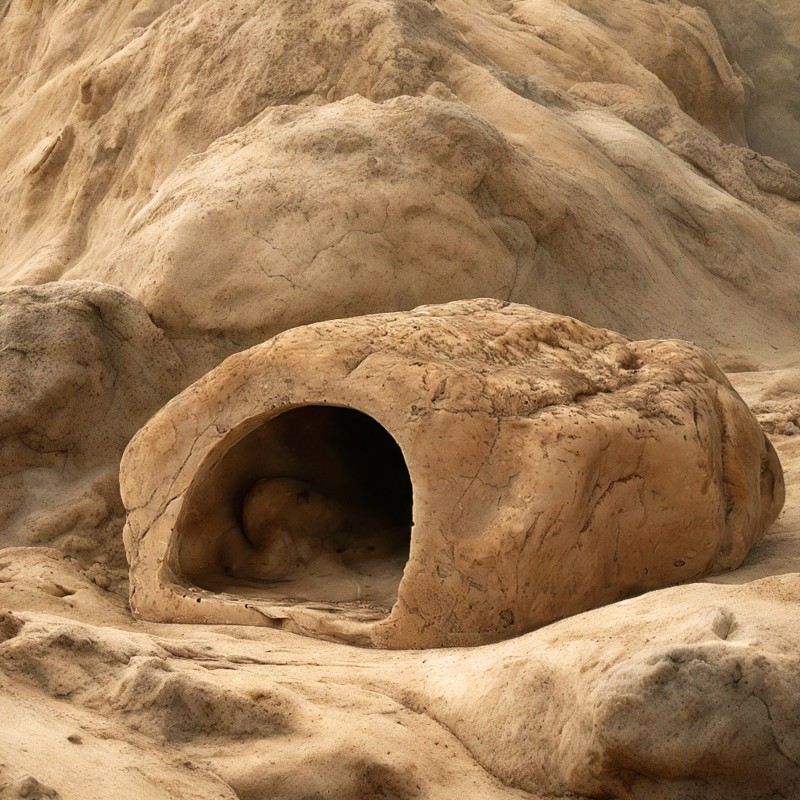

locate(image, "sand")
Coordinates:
1 0 799 797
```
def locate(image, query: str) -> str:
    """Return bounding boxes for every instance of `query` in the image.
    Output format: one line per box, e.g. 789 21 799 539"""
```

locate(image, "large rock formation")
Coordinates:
690 0 800 173
1 547 798 800
1 0 799 373
0 0 799 797
122 299 782 647
411 574 800 800
0 281 183 575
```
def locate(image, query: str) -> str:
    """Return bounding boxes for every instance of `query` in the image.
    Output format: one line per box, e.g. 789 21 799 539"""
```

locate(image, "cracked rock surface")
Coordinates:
1 0 800 797
0 281 183 581
122 299 783 648
2 0 800 376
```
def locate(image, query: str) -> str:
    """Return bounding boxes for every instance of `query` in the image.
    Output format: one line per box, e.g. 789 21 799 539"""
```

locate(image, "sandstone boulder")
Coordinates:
0 281 183 574
121 299 783 647
415 574 800 799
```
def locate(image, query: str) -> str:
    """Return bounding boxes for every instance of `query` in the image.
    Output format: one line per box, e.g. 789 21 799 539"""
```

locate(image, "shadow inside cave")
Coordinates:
177 405 414 620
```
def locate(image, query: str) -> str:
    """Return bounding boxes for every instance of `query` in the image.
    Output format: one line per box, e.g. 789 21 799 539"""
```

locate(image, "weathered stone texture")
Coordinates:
122 299 783 647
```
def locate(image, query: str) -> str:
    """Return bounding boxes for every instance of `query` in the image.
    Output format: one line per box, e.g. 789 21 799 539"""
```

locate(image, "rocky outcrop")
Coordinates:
122 299 782 647
0 281 182 575
413 574 800 800
1 1 799 374
689 0 800 173
0 1 798 797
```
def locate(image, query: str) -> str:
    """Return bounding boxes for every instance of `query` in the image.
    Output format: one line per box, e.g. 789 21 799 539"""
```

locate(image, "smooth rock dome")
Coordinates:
121 299 784 648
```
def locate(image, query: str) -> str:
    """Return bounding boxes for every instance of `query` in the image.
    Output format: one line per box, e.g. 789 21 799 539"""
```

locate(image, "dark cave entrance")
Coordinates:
178 405 414 618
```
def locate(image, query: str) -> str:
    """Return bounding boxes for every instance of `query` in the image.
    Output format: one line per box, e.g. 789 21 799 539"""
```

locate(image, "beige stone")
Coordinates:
689 0 800 173
0 281 183 575
121 299 783 647
412 573 800 799
2 0 800 378
2 0 800 795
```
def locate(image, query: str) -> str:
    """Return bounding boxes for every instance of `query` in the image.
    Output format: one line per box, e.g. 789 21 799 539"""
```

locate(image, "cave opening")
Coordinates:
178 405 414 620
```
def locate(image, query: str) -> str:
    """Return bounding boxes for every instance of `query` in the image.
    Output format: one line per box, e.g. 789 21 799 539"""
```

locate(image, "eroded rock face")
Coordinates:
689 0 800 173
0 281 183 574
414 574 800 799
2 0 800 376
121 299 783 648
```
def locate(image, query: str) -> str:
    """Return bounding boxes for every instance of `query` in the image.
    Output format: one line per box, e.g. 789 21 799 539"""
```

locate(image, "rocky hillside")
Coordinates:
1 1 799 799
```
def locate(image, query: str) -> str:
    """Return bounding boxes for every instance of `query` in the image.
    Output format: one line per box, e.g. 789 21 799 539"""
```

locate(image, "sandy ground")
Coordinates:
2 0 800 796
0 367 798 799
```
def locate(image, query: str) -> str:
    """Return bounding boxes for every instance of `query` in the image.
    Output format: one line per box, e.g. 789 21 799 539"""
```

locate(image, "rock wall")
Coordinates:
0 281 182 577
1 0 799 374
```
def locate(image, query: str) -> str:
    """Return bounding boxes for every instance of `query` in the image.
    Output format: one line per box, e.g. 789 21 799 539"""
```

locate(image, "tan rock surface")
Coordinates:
413 573 800 799
1 516 799 799
689 0 800 173
122 299 782 648
1 0 800 373
0 281 182 579
0 0 799 797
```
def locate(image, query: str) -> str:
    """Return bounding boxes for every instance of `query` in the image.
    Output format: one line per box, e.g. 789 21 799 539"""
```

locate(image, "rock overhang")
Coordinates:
121 299 784 648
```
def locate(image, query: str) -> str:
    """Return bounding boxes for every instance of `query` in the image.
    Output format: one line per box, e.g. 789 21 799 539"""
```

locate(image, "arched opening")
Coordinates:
176 406 414 620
